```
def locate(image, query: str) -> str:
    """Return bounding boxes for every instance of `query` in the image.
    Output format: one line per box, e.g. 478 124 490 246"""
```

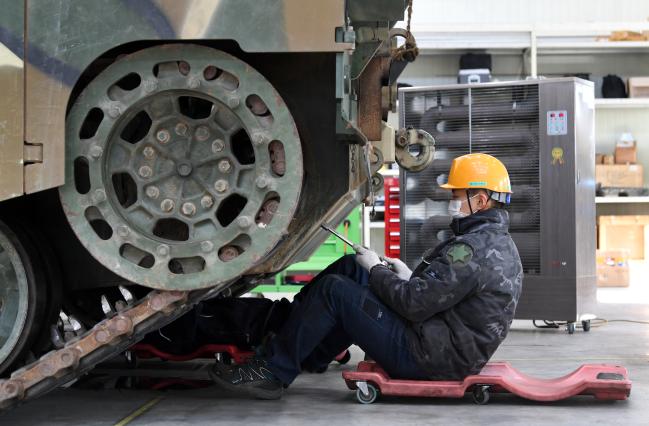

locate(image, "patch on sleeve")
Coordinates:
446 243 474 266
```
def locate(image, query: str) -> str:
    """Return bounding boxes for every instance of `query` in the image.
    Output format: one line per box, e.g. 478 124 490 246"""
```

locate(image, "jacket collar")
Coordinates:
450 208 510 236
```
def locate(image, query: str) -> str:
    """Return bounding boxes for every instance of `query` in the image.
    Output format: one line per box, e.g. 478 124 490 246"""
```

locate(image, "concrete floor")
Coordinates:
3 303 648 426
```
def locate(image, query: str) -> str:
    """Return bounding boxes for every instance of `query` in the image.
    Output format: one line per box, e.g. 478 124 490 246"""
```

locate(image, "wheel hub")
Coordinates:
0 228 29 368
60 45 303 290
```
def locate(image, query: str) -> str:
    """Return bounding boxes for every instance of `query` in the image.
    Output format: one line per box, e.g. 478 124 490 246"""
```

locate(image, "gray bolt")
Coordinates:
144 80 158 93
117 225 130 237
212 139 225 153
200 241 214 253
92 189 106 204
156 130 170 144
145 186 160 199
138 165 153 178
227 96 240 109
160 198 175 212
195 126 210 141
108 104 121 118
175 122 188 136
156 244 169 257
256 175 269 189
177 163 192 177
89 145 103 159
188 77 201 89
201 195 214 209
237 216 252 228
181 202 196 217
143 146 155 159
214 179 229 193
252 133 267 146
218 159 232 173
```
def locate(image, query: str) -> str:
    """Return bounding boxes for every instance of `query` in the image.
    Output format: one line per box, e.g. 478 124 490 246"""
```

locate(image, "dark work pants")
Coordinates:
266 255 423 385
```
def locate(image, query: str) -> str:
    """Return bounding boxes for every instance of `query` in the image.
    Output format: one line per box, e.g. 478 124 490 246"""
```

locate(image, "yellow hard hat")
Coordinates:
440 153 512 193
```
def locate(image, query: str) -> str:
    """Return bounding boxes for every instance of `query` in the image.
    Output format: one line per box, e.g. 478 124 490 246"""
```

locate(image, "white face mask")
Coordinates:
447 199 467 218
448 195 480 218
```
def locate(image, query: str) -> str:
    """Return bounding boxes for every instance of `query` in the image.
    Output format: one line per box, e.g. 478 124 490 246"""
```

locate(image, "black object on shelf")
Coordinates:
602 74 628 98
459 53 492 71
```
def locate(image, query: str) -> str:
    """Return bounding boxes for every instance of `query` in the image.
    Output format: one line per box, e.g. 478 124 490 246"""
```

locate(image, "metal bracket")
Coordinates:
23 143 43 164
356 380 370 397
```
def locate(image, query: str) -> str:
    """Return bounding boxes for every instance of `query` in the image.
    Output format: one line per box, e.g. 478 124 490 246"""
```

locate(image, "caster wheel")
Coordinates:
472 385 491 405
567 323 576 334
356 383 379 404
582 320 591 332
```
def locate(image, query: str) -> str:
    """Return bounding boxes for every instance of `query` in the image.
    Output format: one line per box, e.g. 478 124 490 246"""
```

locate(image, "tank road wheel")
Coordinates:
60 45 303 290
0 220 46 374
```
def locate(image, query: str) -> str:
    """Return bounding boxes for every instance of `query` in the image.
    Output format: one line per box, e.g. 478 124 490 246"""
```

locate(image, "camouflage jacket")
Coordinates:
369 208 523 380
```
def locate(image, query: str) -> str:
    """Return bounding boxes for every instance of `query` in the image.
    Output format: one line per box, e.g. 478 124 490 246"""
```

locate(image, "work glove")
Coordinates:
384 257 412 281
354 245 382 271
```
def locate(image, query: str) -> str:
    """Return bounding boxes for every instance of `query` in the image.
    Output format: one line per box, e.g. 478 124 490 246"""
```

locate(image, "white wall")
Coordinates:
408 0 649 26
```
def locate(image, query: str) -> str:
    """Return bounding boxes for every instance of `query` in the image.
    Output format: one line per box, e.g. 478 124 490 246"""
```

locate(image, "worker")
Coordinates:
210 153 523 400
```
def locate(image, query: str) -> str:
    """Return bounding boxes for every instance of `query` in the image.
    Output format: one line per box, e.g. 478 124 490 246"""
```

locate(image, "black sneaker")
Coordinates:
209 357 283 400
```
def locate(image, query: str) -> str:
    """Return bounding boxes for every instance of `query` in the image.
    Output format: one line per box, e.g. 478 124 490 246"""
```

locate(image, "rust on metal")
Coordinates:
357 57 389 141
0 289 189 409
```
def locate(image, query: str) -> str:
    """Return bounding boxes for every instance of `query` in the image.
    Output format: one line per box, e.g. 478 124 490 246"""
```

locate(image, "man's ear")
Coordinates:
478 192 489 208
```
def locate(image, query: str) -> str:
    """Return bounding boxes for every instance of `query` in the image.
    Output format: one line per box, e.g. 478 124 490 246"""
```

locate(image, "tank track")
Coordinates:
0 287 219 411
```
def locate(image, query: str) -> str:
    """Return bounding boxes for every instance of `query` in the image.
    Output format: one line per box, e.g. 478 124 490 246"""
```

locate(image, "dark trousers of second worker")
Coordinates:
266 254 423 385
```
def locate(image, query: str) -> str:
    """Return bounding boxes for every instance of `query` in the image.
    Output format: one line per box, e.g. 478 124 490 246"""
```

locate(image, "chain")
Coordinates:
0 288 217 411
391 0 419 62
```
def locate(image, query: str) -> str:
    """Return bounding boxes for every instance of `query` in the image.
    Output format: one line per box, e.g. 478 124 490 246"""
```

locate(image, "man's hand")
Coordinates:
354 245 382 271
384 257 412 280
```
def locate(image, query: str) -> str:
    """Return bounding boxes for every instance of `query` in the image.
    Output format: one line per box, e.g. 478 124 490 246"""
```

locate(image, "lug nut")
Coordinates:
92 189 106 204
160 198 175 212
181 202 196 217
252 133 267 146
175 122 188 136
138 165 153 178
144 80 158 93
195 126 210 141
143 146 155 159
201 195 214 209
237 216 252 228
214 179 229 193
218 159 232 173
157 244 170 257
108 104 121 118
212 139 225 153
201 241 214 253
188 77 201 89
117 225 130 237
227 96 240 109
256 175 270 189
89 145 103 159
146 186 160 199
156 130 170 144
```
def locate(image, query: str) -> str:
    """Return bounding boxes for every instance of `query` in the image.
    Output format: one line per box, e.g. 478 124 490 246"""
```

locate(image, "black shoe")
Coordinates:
209 357 283 400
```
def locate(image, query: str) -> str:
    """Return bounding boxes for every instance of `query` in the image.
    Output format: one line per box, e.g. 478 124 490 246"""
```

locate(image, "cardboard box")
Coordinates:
598 216 649 260
615 141 637 164
596 153 604 164
595 164 643 187
596 249 630 287
602 154 615 165
628 77 649 98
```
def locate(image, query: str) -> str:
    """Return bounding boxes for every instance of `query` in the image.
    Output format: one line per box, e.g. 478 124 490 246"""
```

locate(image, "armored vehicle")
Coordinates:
0 0 431 408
